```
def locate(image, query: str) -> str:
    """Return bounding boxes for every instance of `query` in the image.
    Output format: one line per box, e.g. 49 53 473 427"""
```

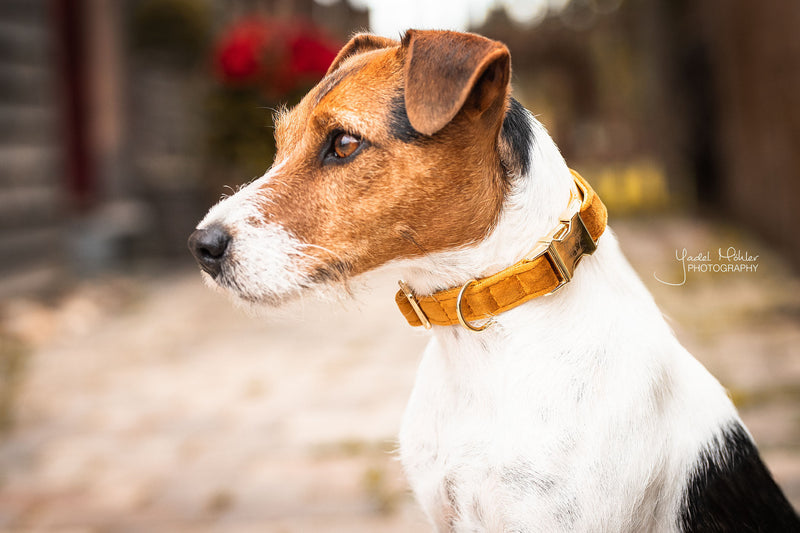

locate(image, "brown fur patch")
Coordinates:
255 31 511 280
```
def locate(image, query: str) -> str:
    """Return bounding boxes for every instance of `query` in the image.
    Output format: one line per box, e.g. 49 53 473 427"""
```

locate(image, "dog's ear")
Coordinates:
326 33 398 76
403 30 511 136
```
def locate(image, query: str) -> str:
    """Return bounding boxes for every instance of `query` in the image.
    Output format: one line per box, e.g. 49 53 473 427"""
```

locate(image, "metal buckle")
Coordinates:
525 188 598 294
398 280 431 329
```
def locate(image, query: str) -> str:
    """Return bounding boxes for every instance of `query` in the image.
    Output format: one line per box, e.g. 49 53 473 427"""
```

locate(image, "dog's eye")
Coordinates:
333 132 361 158
322 130 366 164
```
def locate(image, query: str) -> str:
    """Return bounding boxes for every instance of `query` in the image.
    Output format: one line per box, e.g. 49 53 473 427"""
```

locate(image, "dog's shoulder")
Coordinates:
679 421 799 532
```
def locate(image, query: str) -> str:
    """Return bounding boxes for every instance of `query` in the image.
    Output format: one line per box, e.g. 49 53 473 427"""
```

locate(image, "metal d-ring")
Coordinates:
456 279 495 332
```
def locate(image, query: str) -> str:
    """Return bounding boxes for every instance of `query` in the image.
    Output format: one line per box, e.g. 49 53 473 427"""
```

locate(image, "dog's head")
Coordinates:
189 30 525 305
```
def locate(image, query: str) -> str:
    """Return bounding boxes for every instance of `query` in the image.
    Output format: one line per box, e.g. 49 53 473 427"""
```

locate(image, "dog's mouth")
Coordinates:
190 222 354 308
204 270 300 308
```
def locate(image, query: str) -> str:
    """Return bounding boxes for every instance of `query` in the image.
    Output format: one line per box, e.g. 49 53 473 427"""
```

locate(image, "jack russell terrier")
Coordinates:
189 30 798 532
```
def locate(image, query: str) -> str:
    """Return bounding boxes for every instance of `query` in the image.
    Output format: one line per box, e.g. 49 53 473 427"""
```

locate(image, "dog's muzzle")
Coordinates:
188 225 231 278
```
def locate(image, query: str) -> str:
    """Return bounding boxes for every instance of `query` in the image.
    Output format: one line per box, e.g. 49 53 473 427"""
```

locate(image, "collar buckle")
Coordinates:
398 280 432 329
525 188 599 294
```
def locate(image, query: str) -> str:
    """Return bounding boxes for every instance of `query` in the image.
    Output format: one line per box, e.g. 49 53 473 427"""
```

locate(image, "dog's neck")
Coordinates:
389 107 660 362
393 110 575 304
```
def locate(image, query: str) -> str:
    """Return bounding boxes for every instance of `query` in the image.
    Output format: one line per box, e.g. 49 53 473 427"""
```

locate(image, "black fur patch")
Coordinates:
388 92 422 142
500 97 534 177
679 422 799 532
388 91 535 173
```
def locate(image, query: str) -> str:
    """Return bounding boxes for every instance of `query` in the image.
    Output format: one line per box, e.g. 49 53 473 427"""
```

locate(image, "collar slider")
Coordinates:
398 280 432 329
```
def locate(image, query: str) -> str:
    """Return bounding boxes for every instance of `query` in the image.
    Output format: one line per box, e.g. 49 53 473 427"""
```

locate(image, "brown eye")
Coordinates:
333 132 361 159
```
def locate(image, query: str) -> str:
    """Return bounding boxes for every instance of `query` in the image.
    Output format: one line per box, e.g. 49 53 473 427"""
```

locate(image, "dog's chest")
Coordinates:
398 337 587 531
400 423 579 532
397 334 684 532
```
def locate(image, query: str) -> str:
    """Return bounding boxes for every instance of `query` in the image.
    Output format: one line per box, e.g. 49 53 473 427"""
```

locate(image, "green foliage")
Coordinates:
130 0 211 68
204 86 312 188
205 86 278 183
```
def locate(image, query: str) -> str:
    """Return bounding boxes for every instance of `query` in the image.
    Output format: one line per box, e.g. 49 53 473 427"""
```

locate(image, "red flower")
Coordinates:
289 30 339 78
213 16 340 95
215 19 272 83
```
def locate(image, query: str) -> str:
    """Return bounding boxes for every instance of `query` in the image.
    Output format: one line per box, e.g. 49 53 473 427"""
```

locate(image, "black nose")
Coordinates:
188 226 231 278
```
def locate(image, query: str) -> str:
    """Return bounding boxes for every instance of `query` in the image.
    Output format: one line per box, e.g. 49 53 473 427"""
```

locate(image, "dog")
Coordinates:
189 30 799 532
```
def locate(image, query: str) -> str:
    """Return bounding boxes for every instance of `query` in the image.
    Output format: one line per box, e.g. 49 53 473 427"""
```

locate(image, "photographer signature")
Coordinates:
654 247 759 286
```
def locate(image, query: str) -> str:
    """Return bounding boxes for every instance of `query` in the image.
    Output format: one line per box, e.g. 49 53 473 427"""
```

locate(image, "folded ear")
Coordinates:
326 33 399 76
403 30 511 136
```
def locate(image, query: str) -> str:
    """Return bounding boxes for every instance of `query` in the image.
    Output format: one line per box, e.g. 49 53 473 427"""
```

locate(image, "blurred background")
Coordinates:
0 0 798 531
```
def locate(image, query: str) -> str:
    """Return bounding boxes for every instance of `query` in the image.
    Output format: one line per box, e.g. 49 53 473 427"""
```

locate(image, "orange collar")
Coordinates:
395 169 607 330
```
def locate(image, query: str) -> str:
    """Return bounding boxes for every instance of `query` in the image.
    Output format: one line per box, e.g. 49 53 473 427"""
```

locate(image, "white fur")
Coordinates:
393 113 739 532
